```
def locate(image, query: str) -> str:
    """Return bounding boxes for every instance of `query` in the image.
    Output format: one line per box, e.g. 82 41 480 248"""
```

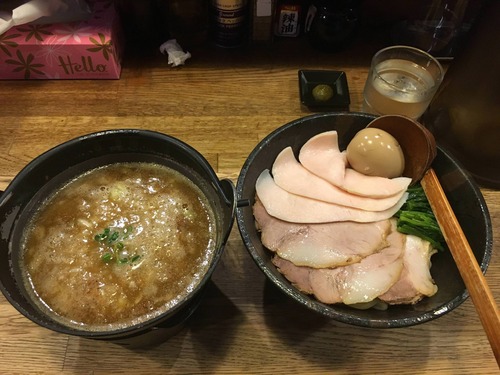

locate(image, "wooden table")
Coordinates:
0 41 498 374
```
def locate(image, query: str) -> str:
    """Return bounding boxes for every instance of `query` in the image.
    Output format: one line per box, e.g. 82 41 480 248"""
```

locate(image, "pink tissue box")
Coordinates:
0 0 123 80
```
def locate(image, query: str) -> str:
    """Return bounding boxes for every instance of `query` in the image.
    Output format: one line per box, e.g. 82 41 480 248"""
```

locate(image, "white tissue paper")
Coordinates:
0 0 91 36
159 39 192 67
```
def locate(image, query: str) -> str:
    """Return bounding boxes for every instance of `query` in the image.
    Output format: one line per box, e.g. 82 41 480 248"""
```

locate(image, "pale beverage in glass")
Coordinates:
363 46 444 120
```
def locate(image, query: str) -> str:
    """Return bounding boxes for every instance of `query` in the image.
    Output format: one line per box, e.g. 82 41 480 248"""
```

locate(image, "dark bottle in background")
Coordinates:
115 0 169 53
304 0 359 52
210 0 250 48
165 0 209 48
421 0 500 188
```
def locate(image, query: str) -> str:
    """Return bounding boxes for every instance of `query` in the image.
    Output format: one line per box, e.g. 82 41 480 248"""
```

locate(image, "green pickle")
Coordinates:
312 84 334 102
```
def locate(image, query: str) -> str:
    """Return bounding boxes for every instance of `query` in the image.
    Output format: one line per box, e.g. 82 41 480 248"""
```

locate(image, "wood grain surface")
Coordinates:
0 41 499 374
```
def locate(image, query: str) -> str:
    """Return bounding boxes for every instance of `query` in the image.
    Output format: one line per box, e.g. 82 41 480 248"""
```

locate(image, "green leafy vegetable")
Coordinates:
395 184 446 251
94 226 141 265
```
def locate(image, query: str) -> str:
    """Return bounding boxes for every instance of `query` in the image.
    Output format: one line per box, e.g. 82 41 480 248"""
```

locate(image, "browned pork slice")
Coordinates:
379 235 438 304
254 199 391 268
273 224 405 305
271 254 314 295
298 131 411 198
256 169 408 223
272 147 407 211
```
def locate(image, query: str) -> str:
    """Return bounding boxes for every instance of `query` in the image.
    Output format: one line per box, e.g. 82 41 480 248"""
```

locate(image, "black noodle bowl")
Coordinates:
236 112 493 328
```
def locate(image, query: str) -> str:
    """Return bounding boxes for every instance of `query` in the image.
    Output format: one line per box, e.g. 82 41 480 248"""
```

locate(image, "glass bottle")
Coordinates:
210 0 249 48
274 0 306 38
391 0 470 57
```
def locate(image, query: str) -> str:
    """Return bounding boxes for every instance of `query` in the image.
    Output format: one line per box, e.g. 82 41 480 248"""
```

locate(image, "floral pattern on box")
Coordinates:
0 0 122 79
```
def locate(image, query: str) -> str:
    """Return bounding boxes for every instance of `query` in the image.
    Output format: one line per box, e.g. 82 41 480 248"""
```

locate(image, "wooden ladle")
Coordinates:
367 115 500 366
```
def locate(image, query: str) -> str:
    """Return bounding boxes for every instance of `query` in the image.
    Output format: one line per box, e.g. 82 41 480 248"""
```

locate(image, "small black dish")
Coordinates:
298 70 350 111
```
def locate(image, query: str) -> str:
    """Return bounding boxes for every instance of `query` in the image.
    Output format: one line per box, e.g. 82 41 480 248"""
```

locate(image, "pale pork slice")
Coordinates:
342 169 411 198
254 199 391 268
272 146 407 211
255 169 408 223
298 131 347 185
298 131 411 198
272 223 405 305
379 235 438 305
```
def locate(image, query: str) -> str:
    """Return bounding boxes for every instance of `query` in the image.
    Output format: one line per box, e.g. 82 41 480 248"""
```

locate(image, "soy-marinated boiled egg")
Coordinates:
346 128 405 178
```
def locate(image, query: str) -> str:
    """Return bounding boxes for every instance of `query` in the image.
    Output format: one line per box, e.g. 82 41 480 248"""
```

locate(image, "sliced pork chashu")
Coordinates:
379 235 438 304
254 199 392 268
272 147 407 211
256 169 408 223
298 131 411 198
272 223 406 305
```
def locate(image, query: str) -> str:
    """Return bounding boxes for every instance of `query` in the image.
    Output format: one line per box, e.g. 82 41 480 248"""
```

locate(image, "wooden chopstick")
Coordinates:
421 168 500 366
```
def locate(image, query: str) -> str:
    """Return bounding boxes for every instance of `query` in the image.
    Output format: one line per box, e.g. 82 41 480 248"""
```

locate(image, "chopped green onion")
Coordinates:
108 231 120 243
101 252 113 263
123 225 134 239
94 226 141 265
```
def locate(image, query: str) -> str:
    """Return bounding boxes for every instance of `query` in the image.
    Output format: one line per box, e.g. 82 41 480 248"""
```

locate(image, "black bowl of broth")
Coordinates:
0 129 236 345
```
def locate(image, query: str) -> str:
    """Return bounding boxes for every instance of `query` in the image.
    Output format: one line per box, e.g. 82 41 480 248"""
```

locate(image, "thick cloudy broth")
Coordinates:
21 162 217 331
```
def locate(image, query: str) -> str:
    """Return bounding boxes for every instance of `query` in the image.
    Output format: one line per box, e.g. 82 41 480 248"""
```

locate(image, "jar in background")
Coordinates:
274 0 305 38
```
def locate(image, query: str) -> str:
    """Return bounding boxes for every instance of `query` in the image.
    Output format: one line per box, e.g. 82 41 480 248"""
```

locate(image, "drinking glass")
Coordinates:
363 45 444 120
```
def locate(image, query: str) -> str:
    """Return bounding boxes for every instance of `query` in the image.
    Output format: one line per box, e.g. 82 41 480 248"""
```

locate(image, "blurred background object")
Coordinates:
304 0 359 52
114 0 168 54
391 0 469 57
358 0 484 58
422 0 500 188
165 0 209 48
252 0 274 42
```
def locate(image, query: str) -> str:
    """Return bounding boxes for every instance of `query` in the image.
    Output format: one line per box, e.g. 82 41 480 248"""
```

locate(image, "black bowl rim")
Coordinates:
235 112 493 328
